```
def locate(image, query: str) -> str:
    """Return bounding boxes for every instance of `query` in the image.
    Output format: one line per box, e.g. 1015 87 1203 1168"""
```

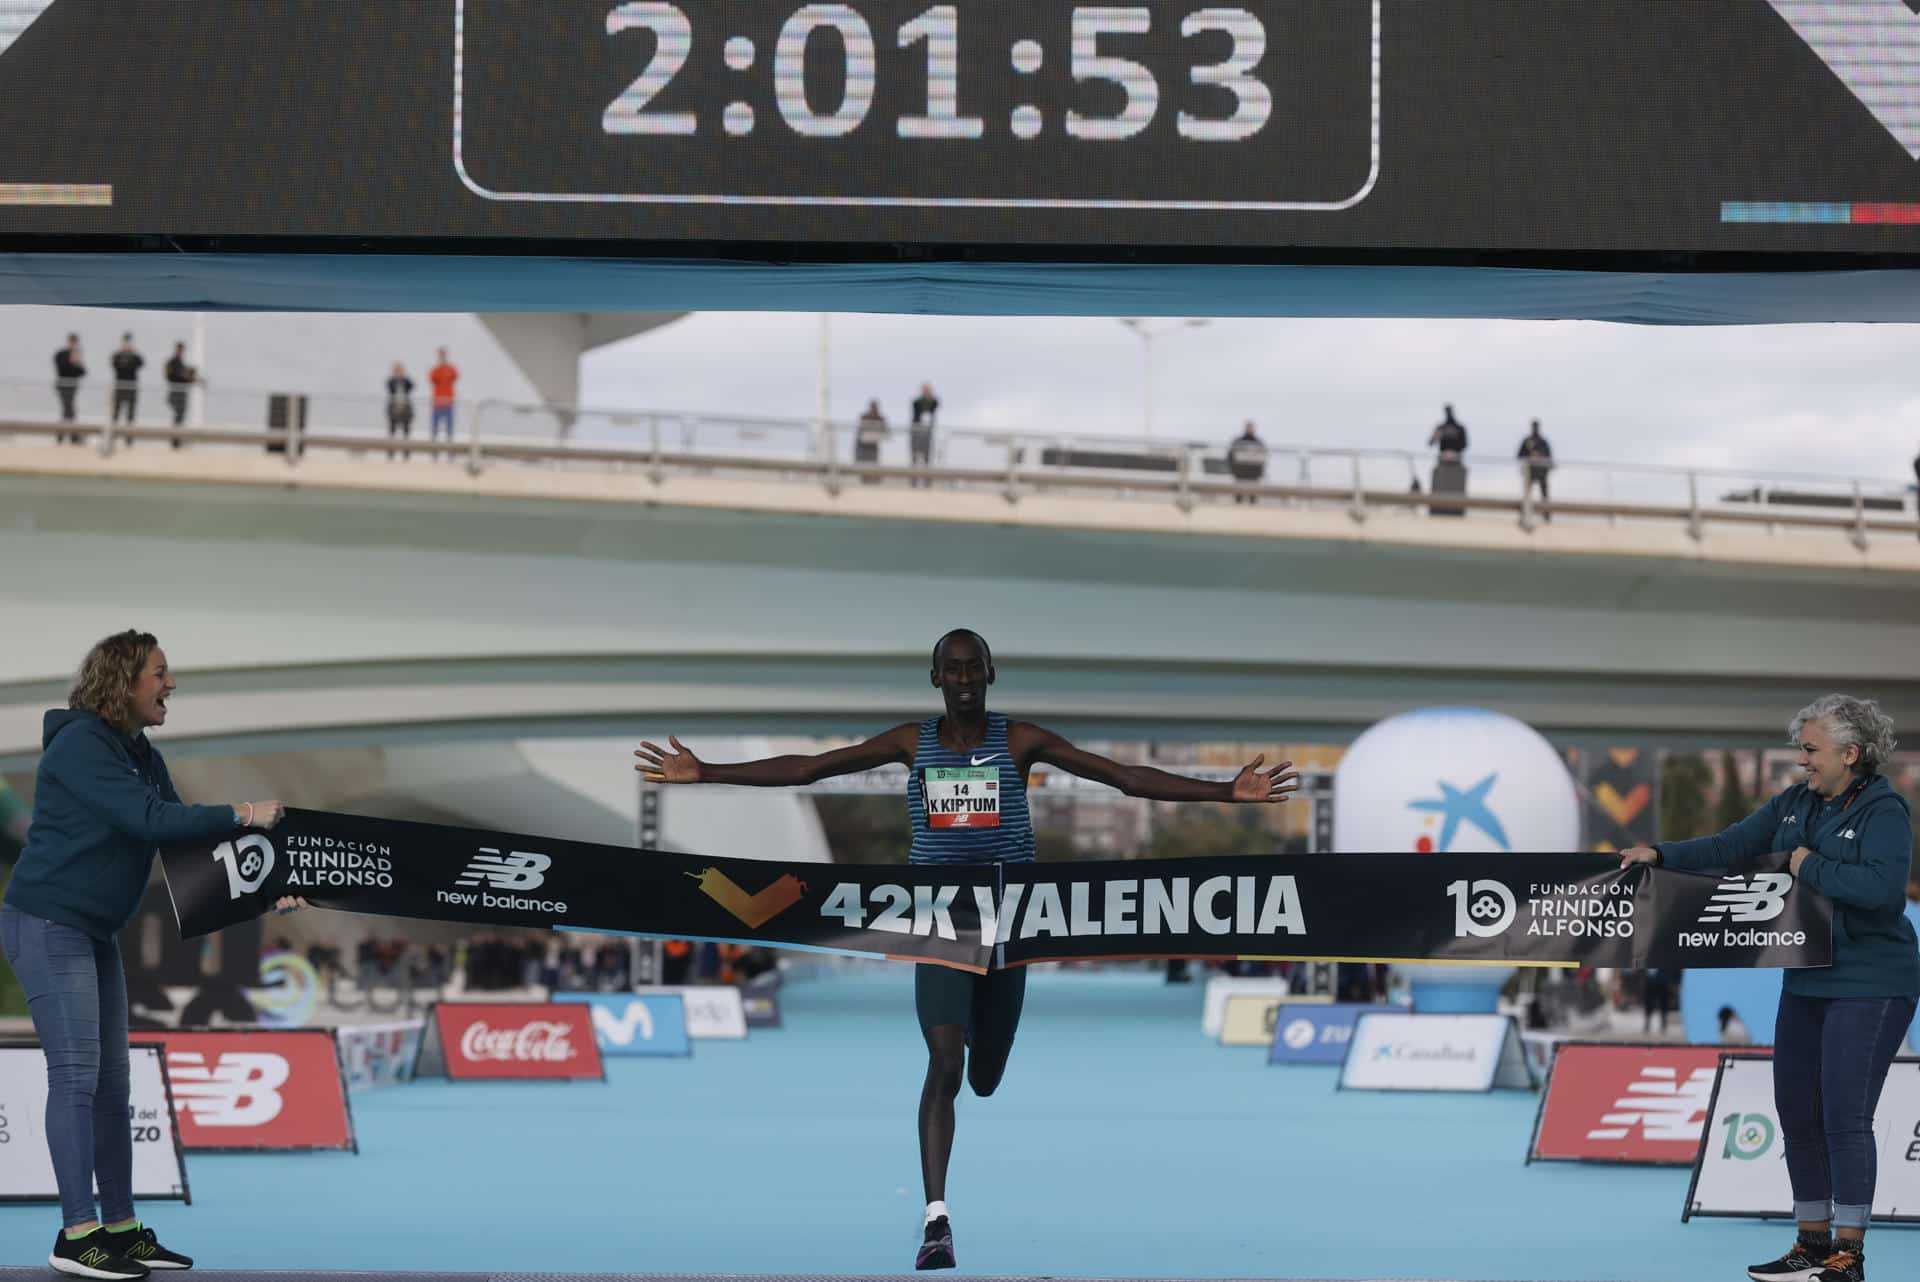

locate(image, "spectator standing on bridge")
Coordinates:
1227 420 1268 504
909 383 940 487
1517 419 1553 520
1427 404 1468 460
385 362 415 459
1427 404 1469 517
635 629 1300 1272
1623 694 1915 1282
52 334 84 443
163 342 199 448
855 398 889 484
108 334 142 432
2 630 298 1280
428 348 459 458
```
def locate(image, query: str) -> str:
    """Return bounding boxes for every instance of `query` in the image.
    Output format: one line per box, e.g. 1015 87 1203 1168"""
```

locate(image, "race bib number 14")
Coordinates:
925 767 1000 829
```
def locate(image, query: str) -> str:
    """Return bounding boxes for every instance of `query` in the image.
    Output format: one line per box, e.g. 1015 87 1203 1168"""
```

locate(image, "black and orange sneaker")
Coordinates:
1813 1241 1866 1282
49 1228 149 1279
1750 1232 1833 1282
915 1215 956 1271
110 1224 193 1271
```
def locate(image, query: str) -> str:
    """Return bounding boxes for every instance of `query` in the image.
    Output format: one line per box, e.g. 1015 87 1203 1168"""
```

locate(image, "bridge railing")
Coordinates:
2 377 1915 546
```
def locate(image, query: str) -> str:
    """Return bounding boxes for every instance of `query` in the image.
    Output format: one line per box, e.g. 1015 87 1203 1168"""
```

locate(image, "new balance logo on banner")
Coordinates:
456 848 551 890
1698 874 1792 924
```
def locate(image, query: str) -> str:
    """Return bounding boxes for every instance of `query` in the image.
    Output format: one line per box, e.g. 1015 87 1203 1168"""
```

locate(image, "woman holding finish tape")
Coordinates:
1 630 299 1280
1621 694 1916 1282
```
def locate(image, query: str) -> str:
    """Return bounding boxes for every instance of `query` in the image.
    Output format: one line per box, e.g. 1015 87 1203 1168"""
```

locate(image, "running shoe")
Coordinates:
1813 1242 1865 1282
916 1214 956 1271
1749 1234 1833 1282
49 1228 149 1279
113 1225 193 1270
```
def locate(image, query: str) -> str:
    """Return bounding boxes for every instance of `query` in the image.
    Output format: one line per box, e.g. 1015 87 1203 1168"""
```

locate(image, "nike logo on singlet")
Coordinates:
970 753 1000 766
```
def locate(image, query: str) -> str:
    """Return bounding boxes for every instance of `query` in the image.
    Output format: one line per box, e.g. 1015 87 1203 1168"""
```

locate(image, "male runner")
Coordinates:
634 629 1298 1270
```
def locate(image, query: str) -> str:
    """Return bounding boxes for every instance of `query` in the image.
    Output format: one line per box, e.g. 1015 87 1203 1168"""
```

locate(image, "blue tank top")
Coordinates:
907 713 1034 865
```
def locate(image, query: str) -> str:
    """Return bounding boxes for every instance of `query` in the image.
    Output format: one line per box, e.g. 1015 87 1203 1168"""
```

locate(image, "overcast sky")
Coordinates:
580 313 1920 491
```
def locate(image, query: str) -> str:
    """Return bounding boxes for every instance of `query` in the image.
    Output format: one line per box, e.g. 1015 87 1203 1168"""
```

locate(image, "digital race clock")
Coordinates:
454 0 1377 210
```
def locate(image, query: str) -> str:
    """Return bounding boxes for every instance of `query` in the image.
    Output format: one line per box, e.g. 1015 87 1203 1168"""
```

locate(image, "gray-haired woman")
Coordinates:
1622 694 1916 1282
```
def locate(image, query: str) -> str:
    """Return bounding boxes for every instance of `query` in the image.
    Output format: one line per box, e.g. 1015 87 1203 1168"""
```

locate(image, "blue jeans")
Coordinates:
0 905 134 1229
1774 989 1919 1229
430 404 454 439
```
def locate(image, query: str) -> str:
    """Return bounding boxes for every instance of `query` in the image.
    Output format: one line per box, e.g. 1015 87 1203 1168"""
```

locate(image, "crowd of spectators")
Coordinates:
43 335 456 455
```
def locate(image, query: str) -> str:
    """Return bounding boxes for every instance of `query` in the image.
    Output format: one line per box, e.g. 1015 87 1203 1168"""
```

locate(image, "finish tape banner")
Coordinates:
159 809 1831 974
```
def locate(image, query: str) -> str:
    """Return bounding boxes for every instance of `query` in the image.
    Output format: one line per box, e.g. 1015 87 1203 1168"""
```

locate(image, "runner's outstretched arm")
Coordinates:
634 725 917 787
1014 724 1299 804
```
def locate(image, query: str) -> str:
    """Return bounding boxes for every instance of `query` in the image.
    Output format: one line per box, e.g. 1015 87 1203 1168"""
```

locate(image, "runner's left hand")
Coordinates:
272 896 308 914
1788 846 1812 875
1232 755 1300 804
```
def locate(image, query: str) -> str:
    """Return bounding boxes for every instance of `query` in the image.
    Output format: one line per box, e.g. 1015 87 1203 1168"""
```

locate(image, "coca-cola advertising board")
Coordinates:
413 1003 605 1082
138 1029 356 1152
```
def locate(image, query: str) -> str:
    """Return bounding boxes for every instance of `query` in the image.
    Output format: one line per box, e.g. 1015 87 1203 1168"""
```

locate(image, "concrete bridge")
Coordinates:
3 431 1917 772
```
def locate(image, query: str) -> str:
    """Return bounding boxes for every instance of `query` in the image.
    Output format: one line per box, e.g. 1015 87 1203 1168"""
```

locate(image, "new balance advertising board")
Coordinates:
1685 1055 1920 1223
413 1002 606 1082
0 1043 187 1201
1528 1042 1761 1166
143 1029 356 1153
554 993 692 1058
160 810 1831 972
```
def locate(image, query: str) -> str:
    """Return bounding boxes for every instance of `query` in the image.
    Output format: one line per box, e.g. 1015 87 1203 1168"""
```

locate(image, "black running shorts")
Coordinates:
915 964 1027 1038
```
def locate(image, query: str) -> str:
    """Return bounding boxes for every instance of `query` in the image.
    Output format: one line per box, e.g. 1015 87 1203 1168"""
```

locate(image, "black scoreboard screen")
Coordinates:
0 0 1916 260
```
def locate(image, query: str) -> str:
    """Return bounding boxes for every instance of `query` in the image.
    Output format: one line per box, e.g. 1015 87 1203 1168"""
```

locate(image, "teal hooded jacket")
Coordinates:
5 710 240 940
1656 773 1918 999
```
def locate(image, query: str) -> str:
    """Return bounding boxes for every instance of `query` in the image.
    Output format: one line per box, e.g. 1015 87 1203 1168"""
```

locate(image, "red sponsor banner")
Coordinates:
1528 1041 1761 1165
136 1029 355 1152
417 1002 605 1082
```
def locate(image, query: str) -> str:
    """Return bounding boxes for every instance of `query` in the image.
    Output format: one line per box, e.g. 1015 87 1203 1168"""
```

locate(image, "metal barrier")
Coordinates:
1 376 1915 547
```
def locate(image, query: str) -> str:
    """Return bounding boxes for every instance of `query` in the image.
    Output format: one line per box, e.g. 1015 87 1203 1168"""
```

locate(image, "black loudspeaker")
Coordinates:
266 393 309 456
1429 460 1468 517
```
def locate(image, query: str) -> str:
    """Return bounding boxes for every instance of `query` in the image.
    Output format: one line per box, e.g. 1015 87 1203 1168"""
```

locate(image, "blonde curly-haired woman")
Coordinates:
2 631 291 1279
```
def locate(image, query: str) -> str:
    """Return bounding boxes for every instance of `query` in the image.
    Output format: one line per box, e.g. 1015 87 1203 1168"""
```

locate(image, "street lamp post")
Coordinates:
1117 318 1210 439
